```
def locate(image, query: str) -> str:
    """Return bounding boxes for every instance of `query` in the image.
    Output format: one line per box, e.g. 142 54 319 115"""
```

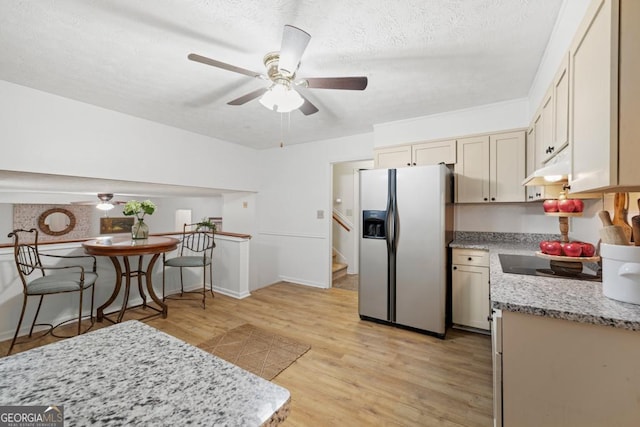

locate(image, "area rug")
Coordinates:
197 324 310 381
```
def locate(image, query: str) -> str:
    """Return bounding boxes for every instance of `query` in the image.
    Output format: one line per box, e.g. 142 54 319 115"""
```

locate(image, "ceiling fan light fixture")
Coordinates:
96 202 114 211
259 83 304 113
96 193 115 211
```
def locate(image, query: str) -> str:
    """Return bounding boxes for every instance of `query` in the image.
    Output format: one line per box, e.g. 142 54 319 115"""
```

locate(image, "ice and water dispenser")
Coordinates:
362 210 387 239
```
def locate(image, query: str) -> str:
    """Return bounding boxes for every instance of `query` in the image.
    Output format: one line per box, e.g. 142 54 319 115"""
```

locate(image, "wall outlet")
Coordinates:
317 210 324 219
242 201 248 208
346 208 353 217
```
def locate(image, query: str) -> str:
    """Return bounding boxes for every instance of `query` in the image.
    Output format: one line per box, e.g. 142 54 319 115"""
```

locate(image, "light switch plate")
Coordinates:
317 210 324 219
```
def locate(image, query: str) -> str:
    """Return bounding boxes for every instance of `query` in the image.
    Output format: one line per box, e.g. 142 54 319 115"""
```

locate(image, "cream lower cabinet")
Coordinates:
455 131 526 203
451 249 490 331
500 310 640 426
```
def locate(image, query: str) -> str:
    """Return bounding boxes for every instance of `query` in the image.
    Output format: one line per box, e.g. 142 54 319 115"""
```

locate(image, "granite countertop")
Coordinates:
0 321 291 426
451 232 640 331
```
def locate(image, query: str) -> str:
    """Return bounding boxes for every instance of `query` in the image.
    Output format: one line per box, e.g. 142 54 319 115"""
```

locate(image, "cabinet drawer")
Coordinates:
452 249 489 267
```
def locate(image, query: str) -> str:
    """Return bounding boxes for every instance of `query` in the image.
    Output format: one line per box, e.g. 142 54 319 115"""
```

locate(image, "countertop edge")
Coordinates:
450 239 640 332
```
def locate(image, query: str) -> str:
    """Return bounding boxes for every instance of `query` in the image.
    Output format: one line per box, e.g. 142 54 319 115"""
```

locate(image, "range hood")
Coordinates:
522 149 570 187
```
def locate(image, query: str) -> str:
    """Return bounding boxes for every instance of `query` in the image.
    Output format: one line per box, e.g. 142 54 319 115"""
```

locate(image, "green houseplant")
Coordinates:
123 199 156 239
195 218 216 233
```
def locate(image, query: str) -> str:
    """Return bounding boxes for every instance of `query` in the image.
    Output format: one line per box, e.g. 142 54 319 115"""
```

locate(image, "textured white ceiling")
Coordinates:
0 0 562 150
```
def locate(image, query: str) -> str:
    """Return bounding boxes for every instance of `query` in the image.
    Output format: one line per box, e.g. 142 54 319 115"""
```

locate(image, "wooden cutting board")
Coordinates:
612 192 633 243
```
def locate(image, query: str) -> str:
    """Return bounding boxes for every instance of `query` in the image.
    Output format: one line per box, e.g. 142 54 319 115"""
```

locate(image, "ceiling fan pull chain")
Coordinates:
280 112 284 148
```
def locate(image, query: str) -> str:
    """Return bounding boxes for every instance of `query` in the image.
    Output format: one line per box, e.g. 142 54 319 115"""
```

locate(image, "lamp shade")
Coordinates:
259 84 304 113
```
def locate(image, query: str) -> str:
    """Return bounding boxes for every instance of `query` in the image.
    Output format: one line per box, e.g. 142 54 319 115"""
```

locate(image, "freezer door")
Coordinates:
359 169 390 321
394 165 448 334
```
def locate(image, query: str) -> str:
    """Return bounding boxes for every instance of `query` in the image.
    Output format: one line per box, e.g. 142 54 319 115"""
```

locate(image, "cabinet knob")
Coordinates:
412 162 416 166
528 195 533 199
484 197 488 201
550 146 555 152
453 266 457 270
468 257 472 261
491 197 495 201
406 163 411 166
536 192 541 197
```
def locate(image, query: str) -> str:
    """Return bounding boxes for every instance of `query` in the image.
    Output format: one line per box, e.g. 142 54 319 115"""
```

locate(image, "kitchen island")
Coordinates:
0 321 290 426
451 232 640 427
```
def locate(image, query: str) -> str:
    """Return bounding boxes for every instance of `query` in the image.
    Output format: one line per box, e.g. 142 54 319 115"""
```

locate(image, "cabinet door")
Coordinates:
553 53 570 156
454 135 490 203
412 140 456 166
490 131 526 202
374 145 412 168
540 89 555 164
569 0 618 192
452 264 490 330
525 126 544 201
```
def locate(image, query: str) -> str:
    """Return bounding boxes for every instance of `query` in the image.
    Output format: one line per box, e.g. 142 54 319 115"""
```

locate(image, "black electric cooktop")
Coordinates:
498 254 601 282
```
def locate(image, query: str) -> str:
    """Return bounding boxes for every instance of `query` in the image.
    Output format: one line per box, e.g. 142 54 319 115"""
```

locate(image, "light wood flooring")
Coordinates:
1 282 493 426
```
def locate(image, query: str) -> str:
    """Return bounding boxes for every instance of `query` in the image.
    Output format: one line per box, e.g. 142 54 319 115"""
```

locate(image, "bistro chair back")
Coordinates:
7 228 97 355
162 223 215 308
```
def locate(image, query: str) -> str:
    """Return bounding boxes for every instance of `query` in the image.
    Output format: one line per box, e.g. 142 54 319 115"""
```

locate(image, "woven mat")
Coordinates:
198 324 310 381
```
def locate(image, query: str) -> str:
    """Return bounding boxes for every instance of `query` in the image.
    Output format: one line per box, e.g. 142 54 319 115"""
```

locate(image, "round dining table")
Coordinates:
82 236 180 323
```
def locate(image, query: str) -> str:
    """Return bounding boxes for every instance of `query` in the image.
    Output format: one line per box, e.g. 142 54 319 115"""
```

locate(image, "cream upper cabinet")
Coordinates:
525 126 544 201
569 0 640 193
552 53 570 156
537 89 555 165
490 131 526 202
455 135 490 203
412 140 456 166
373 145 412 168
374 140 456 168
456 131 526 203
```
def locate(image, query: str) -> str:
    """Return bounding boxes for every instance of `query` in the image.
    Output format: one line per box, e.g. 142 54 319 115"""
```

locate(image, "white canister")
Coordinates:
600 243 640 305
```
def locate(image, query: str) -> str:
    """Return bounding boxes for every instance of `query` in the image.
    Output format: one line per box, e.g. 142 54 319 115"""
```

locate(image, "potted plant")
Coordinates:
195 218 216 233
123 199 156 239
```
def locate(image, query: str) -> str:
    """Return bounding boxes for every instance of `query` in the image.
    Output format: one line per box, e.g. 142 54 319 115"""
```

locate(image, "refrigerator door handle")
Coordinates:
385 171 395 254
392 196 400 250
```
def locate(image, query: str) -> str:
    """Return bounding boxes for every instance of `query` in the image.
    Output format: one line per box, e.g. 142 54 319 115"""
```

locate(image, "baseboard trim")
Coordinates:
279 276 329 289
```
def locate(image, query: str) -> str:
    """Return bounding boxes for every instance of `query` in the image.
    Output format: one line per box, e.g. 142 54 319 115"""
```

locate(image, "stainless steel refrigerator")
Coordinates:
359 164 453 338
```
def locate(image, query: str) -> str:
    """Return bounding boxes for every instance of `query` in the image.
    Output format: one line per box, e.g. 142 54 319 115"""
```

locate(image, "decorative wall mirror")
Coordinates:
38 208 76 236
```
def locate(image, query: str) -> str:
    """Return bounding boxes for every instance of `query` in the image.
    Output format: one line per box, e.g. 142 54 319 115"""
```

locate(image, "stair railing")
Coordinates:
332 208 352 232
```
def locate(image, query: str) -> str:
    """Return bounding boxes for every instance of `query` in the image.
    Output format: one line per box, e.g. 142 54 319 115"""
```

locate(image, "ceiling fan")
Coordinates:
188 25 368 115
71 193 126 211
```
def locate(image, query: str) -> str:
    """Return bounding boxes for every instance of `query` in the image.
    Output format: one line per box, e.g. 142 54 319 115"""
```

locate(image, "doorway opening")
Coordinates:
330 159 373 290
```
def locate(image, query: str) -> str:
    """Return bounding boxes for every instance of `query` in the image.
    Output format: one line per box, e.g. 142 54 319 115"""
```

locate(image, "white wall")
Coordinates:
255 133 373 288
373 98 529 148
222 192 259 290
0 80 258 192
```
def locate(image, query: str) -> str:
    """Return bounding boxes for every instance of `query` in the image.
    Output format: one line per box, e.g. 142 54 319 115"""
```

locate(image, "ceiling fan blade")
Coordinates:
303 76 368 90
227 87 268 105
278 25 311 75
188 53 264 79
298 93 319 116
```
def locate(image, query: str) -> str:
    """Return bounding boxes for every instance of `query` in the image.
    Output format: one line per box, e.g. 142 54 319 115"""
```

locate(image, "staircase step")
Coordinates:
332 262 348 281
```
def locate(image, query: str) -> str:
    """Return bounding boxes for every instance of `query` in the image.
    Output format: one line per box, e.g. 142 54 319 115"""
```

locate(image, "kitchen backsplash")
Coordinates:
453 231 561 244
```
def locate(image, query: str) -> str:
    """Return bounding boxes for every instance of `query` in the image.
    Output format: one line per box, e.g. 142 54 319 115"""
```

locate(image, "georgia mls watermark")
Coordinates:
0 406 63 427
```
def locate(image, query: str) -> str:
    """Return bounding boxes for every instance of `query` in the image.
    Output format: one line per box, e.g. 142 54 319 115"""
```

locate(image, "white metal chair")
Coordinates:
7 228 97 355
162 223 215 308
